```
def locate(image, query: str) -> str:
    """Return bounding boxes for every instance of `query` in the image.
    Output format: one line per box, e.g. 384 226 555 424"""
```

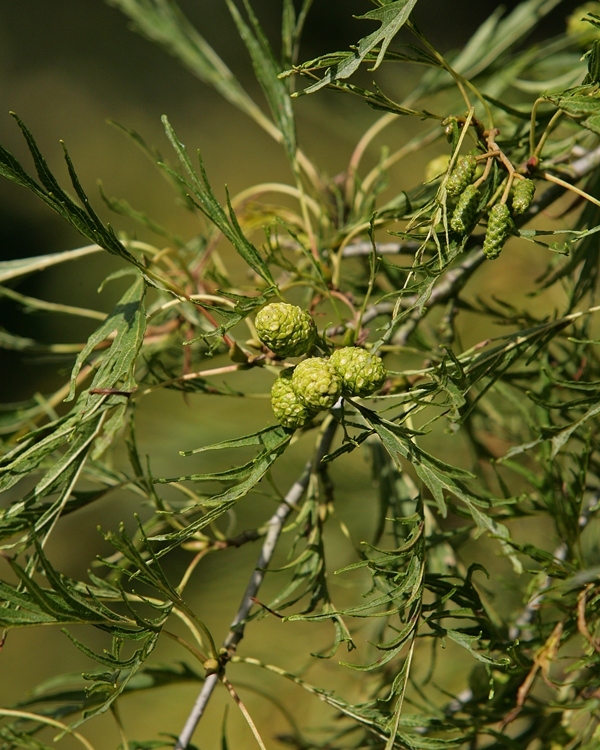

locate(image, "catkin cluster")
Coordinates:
255 303 387 429
444 153 535 260
447 155 484 236
481 178 535 259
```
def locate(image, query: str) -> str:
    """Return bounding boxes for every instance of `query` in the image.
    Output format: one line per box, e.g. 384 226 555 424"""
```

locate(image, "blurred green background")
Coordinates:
0 1 589 748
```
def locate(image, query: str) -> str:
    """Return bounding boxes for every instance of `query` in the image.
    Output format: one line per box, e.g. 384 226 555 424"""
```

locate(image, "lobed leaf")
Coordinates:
292 0 419 95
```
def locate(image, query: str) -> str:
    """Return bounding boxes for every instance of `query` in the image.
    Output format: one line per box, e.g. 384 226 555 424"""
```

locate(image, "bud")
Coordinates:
446 155 477 197
255 302 316 358
271 369 315 429
329 347 387 397
443 117 458 143
483 203 512 260
450 184 480 234
292 358 341 410
204 659 220 675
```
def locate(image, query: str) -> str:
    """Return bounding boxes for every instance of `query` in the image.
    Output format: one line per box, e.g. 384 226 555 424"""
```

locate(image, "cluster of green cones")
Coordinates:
255 303 387 429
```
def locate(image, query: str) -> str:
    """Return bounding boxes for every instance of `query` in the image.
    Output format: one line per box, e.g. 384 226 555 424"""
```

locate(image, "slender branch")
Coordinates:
346 112 397 207
232 181 323 222
221 675 268 750
229 655 391 744
176 673 218 749
162 629 207 664
110 704 129 750
136 364 246 397
0 285 107 320
342 240 421 257
534 110 563 159
174 414 339 750
560 141 600 182
327 247 486 340
529 98 545 158
176 549 210 594
542 170 600 209
359 127 442 202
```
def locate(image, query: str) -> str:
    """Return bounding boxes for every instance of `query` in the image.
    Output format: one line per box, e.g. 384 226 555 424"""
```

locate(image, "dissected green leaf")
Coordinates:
67 275 147 400
293 0 419 95
161 116 275 285
546 89 600 134
445 629 509 666
226 0 296 162
0 115 141 268
107 0 280 139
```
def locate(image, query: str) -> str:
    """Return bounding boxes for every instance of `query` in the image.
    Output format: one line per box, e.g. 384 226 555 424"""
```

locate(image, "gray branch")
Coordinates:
175 415 339 750
342 240 421 257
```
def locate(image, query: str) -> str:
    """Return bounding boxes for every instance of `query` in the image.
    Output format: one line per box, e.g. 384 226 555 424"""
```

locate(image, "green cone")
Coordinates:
330 347 387 397
255 302 316 358
271 369 315 429
292 357 341 410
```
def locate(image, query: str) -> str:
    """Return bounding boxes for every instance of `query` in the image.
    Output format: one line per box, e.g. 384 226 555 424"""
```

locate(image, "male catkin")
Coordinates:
446 155 477 196
512 178 535 215
483 203 512 259
450 184 480 233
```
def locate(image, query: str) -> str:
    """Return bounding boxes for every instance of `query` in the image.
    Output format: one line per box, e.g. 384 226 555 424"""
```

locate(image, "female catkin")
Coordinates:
292 358 341 410
255 303 316 357
271 369 315 429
